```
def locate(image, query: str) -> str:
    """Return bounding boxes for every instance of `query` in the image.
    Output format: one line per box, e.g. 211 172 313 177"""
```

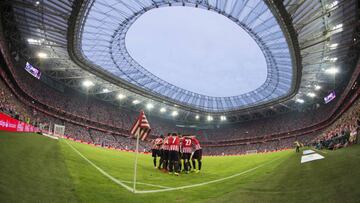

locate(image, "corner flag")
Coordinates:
130 110 151 141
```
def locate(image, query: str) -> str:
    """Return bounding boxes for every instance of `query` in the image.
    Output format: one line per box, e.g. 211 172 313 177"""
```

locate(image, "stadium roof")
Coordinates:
2 0 359 122
77 0 295 112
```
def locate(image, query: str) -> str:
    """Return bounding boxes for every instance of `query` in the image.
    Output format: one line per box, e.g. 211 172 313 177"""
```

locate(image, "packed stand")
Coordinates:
313 98 360 150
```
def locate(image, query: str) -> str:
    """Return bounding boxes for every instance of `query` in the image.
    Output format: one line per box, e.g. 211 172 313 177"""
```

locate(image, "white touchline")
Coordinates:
121 181 172 189
65 139 282 194
65 140 171 191
65 140 134 192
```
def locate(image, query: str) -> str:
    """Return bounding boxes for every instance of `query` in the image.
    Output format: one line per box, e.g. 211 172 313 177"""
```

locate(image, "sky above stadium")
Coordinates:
126 7 267 97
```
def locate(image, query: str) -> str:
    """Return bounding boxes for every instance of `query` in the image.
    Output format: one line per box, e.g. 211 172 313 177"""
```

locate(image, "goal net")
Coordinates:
246 150 257 154
53 124 65 137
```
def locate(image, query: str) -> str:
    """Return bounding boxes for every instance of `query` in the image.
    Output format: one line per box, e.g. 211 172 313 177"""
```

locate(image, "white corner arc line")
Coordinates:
135 157 282 194
65 140 134 192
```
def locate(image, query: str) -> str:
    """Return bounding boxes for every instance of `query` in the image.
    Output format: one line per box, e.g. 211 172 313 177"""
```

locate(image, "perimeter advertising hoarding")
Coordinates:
0 112 38 132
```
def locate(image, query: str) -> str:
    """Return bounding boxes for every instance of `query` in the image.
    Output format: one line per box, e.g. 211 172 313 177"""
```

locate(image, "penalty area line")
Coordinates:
65 140 172 191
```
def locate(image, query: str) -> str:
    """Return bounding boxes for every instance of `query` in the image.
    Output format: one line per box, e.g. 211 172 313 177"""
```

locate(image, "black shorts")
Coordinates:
182 153 191 160
192 149 202 160
152 149 160 157
163 150 169 160
169 150 180 161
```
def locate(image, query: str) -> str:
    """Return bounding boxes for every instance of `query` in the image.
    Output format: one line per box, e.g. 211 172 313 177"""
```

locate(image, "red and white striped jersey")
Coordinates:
161 137 170 150
152 137 163 150
181 138 192 153
191 137 201 150
168 136 180 151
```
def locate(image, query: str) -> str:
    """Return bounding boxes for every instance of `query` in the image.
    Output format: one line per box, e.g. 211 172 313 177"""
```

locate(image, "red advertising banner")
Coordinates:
0 112 38 133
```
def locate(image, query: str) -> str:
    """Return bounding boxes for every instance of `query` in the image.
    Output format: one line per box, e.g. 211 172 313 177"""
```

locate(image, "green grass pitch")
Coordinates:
1 132 360 202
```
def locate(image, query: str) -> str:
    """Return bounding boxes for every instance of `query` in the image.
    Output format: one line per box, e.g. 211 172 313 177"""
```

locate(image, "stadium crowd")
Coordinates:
312 99 360 150
2 59 360 155
203 132 319 155
6 60 337 141
0 36 359 155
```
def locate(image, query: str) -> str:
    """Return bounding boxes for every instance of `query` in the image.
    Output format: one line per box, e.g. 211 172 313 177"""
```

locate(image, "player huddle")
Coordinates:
151 133 202 176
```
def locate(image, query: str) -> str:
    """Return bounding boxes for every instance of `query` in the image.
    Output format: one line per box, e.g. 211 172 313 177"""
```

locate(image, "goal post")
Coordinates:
53 124 65 137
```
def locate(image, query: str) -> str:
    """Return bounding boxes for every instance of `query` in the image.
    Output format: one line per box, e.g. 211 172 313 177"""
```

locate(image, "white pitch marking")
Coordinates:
65 139 282 194
65 140 134 192
65 140 172 191
121 181 172 189
135 157 282 194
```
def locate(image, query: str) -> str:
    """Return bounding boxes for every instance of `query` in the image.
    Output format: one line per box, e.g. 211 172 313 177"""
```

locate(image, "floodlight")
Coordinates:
82 80 94 87
296 98 305 103
160 107 166 113
171 111 178 117
146 103 154 110
132 100 140 104
315 85 321 90
307 92 316 98
37 52 47 58
118 94 126 99
325 67 339 74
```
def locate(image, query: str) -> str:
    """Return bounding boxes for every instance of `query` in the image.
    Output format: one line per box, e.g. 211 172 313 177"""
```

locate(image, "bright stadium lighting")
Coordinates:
82 80 94 88
146 103 154 110
117 94 126 100
160 107 167 113
171 111 178 117
27 38 39 44
326 0 338 9
324 57 338 62
220 116 227 121
329 57 338 62
132 100 140 104
315 85 321 90
325 67 339 75
296 98 305 103
102 88 110 93
195 115 200 120
207 115 213 121
307 92 316 98
332 23 343 31
37 52 47 58
35 1 40 5
329 43 338 49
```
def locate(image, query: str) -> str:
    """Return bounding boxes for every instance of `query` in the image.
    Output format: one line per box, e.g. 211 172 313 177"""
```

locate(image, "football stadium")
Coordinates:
0 0 360 202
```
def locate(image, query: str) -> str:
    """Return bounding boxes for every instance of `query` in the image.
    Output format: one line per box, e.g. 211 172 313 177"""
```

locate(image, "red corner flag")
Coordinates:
130 110 151 141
